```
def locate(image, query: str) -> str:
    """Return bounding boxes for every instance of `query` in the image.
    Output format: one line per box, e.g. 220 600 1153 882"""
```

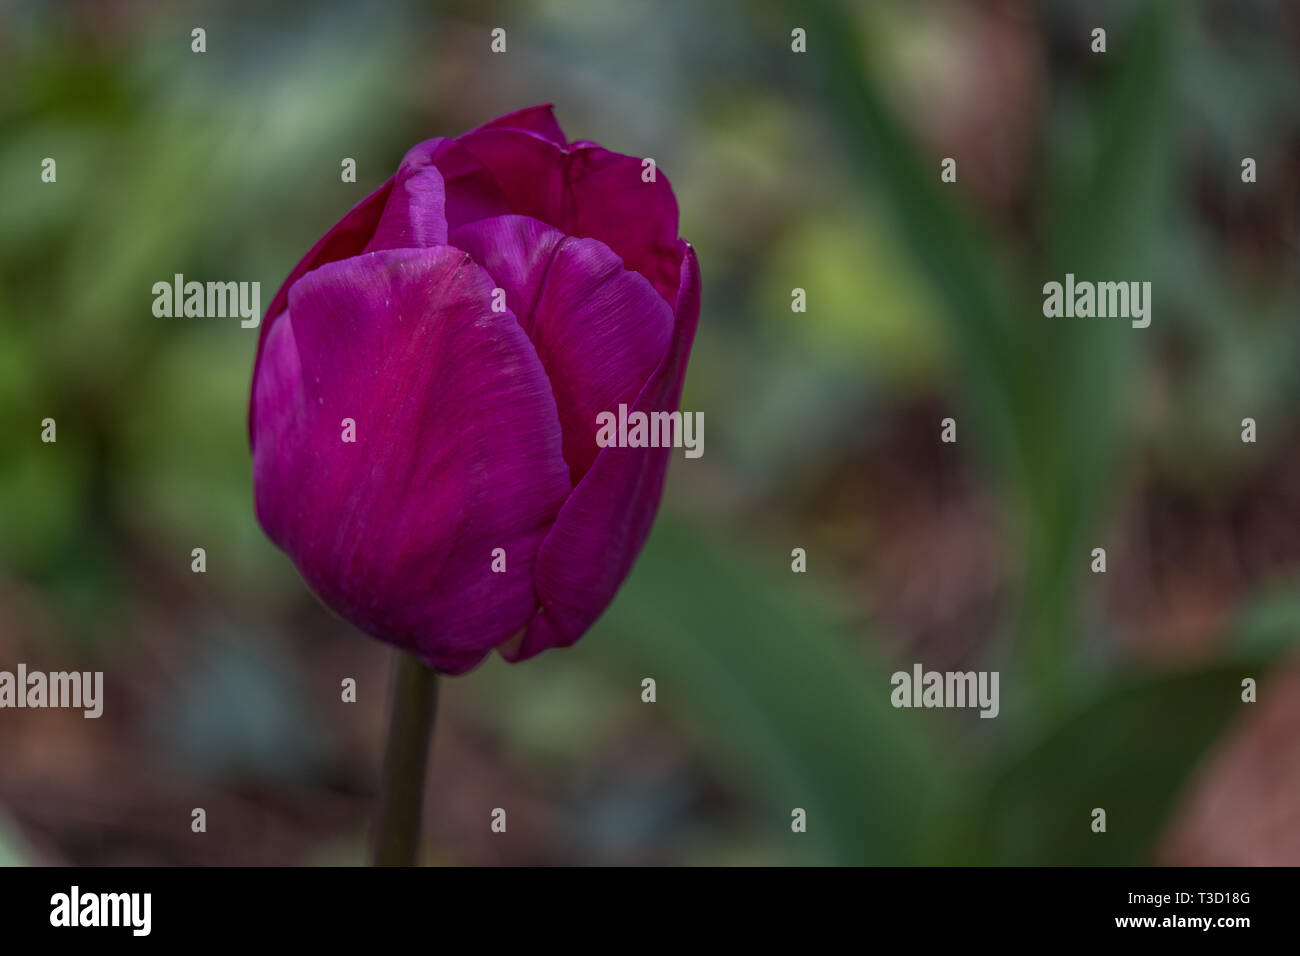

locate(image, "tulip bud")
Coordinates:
250 105 700 674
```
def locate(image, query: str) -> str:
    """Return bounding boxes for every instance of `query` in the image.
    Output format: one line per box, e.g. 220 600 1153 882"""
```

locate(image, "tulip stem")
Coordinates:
372 649 439 866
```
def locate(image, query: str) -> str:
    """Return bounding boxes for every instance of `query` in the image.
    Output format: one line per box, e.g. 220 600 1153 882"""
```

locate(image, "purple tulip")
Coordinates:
249 105 700 675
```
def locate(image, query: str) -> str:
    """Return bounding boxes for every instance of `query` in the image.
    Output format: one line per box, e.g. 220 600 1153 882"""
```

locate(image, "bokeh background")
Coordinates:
2 0 1299 865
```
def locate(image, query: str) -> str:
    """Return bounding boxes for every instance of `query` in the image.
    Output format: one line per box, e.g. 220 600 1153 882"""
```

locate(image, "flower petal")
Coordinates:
503 241 701 662
249 177 393 436
563 144 681 305
468 103 568 147
252 246 571 674
455 127 567 226
432 124 681 304
451 215 674 484
363 161 448 253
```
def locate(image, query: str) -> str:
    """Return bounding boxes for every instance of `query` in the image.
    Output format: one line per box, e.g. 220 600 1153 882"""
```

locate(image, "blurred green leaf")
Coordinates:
1020 0 1179 714
807 0 1022 471
587 515 960 864
811 0 1184 720
971 658 1276 865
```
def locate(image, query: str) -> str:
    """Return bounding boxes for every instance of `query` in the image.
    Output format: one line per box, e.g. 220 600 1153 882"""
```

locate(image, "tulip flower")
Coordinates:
248 105 700 863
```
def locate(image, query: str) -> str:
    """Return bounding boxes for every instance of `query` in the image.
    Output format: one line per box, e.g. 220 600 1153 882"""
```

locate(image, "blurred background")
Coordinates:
2 0 1299 865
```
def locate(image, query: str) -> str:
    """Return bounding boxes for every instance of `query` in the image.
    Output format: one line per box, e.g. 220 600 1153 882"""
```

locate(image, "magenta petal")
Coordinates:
503 241 701 662
564 144 682 305
468 103 567 147
363 162 448 252
388 136 515 233
430 118 680 305
426 137 514 230
251 246 571 674
456 127 567 227
448 214 565 340
451 215 674 483
249 177 393 435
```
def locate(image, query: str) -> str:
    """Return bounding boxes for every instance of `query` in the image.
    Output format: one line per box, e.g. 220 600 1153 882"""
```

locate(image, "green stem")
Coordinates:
371 649 439 866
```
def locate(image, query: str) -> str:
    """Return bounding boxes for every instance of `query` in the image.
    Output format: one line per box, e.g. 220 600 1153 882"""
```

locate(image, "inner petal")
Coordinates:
451 214 675 484
434 128 682 305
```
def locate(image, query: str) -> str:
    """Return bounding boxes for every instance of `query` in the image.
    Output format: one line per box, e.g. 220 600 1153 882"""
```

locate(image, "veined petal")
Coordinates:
363 162 448 253
562 144 682 306
252 246 571 674
249 177 394 437
451 215 674 484
504 241 701 661
431 123 681 305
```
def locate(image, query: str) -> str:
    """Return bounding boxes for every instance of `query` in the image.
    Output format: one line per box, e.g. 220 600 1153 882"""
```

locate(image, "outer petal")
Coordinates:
503 241 701 662
468 103 567 147
450 215 674 483
563 144 681 305
455 127 567 226
252 246 571 674
249 177 393 436
427 137 515 230
363 160 448 253
433 123 681 304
